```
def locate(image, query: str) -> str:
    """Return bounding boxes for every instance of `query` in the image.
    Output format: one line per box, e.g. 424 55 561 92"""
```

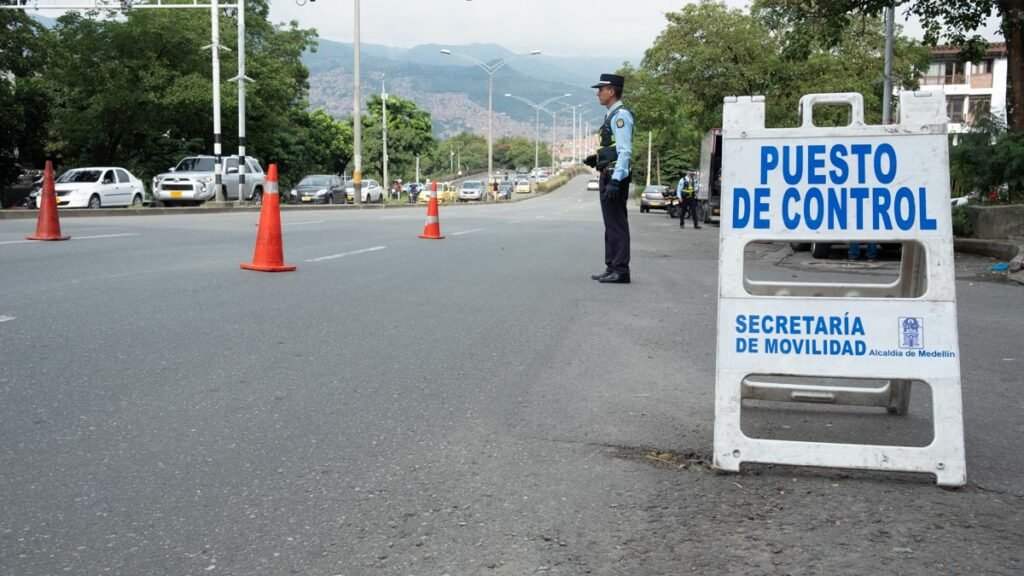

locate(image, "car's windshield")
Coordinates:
462 181 483 189
56 170 102 183
174 157 216 172
299 176 332 186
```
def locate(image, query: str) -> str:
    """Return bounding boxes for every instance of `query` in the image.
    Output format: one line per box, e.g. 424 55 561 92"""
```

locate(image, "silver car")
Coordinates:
152 155 266 206
458 180 486 202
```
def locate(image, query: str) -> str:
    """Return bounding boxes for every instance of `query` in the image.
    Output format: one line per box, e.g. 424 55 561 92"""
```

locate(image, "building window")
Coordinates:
972 59 994 74
968 96 991 124
924 60 967 85
946 96 966 123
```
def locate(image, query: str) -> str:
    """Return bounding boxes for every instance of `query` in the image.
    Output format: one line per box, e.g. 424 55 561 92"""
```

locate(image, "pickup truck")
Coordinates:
152 155 266 206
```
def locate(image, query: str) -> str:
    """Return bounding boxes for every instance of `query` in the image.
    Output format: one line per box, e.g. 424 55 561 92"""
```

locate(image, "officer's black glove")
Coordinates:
583 154 598 169
602 178 621 202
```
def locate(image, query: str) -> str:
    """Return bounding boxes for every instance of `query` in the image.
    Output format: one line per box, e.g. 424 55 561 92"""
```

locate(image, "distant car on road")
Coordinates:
458 180 486 202
345 179 384 203
38 167 145 209
418 182 457 204
514 179 531 194
586 178 599 191
497 182 513 200
640 185 671 213
290 174 345 204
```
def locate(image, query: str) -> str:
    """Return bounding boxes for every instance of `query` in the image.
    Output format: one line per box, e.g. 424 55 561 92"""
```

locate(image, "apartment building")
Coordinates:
920 43 1008 132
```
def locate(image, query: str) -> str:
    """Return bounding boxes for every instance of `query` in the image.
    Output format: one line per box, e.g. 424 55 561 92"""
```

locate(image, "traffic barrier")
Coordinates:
713 92 966 486
241 163 296 272
26 161 70 241
418 181 445 240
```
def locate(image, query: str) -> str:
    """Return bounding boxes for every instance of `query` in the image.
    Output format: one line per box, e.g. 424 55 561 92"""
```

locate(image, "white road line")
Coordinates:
507 220 521 224
451 228 482 236
0 315 14 323
282 220 327 226
0 233 137 245
535 215 546 219
305 245 386 262
75 233 139 240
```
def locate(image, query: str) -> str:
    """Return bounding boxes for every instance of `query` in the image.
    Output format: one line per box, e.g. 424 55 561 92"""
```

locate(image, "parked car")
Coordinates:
152 155 266 206
418 182 457 204
290 174 345 204
35 167 145 209
640 185 671 213
0 165 42 208
345 179 384 203
514 179 531 194
497 181 514 200
458 180 486 201
586 178 599 191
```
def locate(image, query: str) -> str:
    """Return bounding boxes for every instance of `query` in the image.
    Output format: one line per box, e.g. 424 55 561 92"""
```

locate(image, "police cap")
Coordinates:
591 73 625 89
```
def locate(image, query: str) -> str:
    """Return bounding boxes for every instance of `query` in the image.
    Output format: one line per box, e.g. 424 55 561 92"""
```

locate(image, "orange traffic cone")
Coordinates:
26 161 70 241
241 164 296 272
418 181 445 240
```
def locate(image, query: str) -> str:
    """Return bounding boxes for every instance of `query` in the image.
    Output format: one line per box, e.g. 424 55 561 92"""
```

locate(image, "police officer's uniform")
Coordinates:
676 173 701 229
585 74 634 284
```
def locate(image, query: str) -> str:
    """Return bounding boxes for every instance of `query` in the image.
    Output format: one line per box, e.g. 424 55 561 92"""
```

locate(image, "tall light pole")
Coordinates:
352 0 362 204
440 49 540 181
504 93 571 169
381 76 388 198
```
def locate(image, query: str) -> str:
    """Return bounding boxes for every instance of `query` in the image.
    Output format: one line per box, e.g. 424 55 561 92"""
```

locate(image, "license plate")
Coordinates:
170 191 183 198
651 201 662 206
301 196 312 202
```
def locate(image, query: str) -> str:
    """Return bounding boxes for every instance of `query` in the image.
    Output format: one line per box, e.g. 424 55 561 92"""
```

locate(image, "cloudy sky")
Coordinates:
266 0 1002 58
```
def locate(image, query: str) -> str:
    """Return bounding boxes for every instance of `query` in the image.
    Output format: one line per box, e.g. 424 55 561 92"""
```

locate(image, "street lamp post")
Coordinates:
504 93 572 169
441 49 540 181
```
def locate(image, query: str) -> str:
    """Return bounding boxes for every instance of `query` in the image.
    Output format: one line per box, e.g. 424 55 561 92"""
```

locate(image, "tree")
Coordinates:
0 7 50 192
354 93 434 182
752 0 1024 129
622 1 928 182
40 0 316 185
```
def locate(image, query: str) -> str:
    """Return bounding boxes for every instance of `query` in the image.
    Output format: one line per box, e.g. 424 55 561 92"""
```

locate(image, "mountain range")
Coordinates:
305 39 640 139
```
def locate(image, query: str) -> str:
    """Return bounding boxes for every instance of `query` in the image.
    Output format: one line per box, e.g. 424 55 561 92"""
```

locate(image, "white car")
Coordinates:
458 180 486 201
345 179 384 203
39 167 145 209
586 178 599 191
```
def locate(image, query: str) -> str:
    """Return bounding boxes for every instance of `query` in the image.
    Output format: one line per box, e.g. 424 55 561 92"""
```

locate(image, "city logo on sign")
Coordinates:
899 317 923 349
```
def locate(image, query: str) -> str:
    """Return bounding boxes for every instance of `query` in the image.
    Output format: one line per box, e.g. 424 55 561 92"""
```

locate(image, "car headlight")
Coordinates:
315 188 327 197
290 189 297 196
200 176 214 184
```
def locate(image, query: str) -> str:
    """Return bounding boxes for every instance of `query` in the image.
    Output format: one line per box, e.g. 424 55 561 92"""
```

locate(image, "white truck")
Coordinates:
698 128 723 223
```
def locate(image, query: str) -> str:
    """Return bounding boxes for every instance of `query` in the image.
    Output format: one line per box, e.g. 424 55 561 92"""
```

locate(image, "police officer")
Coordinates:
583 73 634 284
676 171 701 229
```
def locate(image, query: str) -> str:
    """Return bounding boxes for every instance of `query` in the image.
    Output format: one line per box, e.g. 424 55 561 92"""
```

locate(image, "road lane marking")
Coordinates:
451 228 482 236
75 233 139 240
0 233 138 245
282 220 327 226
305 245 386 262
535 215 546 219
0 315 14 323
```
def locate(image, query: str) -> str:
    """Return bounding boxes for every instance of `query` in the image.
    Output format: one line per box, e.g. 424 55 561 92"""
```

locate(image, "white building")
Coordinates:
920 43 1008 132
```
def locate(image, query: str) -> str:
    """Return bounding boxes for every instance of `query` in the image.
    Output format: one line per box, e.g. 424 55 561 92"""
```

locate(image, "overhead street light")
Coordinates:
504 93 572 169
441 48 541 181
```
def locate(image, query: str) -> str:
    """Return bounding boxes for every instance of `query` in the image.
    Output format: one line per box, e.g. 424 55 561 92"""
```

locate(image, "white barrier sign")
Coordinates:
713 92 966 486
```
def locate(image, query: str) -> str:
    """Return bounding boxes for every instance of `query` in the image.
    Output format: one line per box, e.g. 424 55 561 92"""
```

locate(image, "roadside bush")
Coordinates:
535 166 591 194
951 206 973 237
950 117 1024 205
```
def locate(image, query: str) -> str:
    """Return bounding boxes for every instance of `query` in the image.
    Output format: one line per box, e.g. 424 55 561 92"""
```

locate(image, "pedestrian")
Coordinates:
849 242 878 262
676 171 701 229
583 73 634 284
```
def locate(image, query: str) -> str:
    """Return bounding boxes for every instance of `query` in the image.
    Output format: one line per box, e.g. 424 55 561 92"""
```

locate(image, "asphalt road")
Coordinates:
1 176 1021 575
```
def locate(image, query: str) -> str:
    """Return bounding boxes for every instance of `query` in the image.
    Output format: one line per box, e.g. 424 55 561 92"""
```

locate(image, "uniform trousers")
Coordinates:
599 169 631 274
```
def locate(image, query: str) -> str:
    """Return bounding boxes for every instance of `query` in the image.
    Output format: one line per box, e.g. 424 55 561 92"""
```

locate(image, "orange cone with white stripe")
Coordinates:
418 181 445 240
26 161 70 241
241 164 296 272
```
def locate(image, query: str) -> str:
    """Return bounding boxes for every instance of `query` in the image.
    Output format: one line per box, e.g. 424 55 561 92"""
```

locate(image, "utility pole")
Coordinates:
352 0 362 204
382 76 388 200
646 131 652 187
882 1 895 125
230 0 250 205
208 0 225 202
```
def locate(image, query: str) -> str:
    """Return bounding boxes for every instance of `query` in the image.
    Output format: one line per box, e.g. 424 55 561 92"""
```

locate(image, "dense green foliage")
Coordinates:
620 0 930 184
950 116 1024 203
419 133 550 179
752 0 1024 129
357 93 434 183
0 7 50 190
